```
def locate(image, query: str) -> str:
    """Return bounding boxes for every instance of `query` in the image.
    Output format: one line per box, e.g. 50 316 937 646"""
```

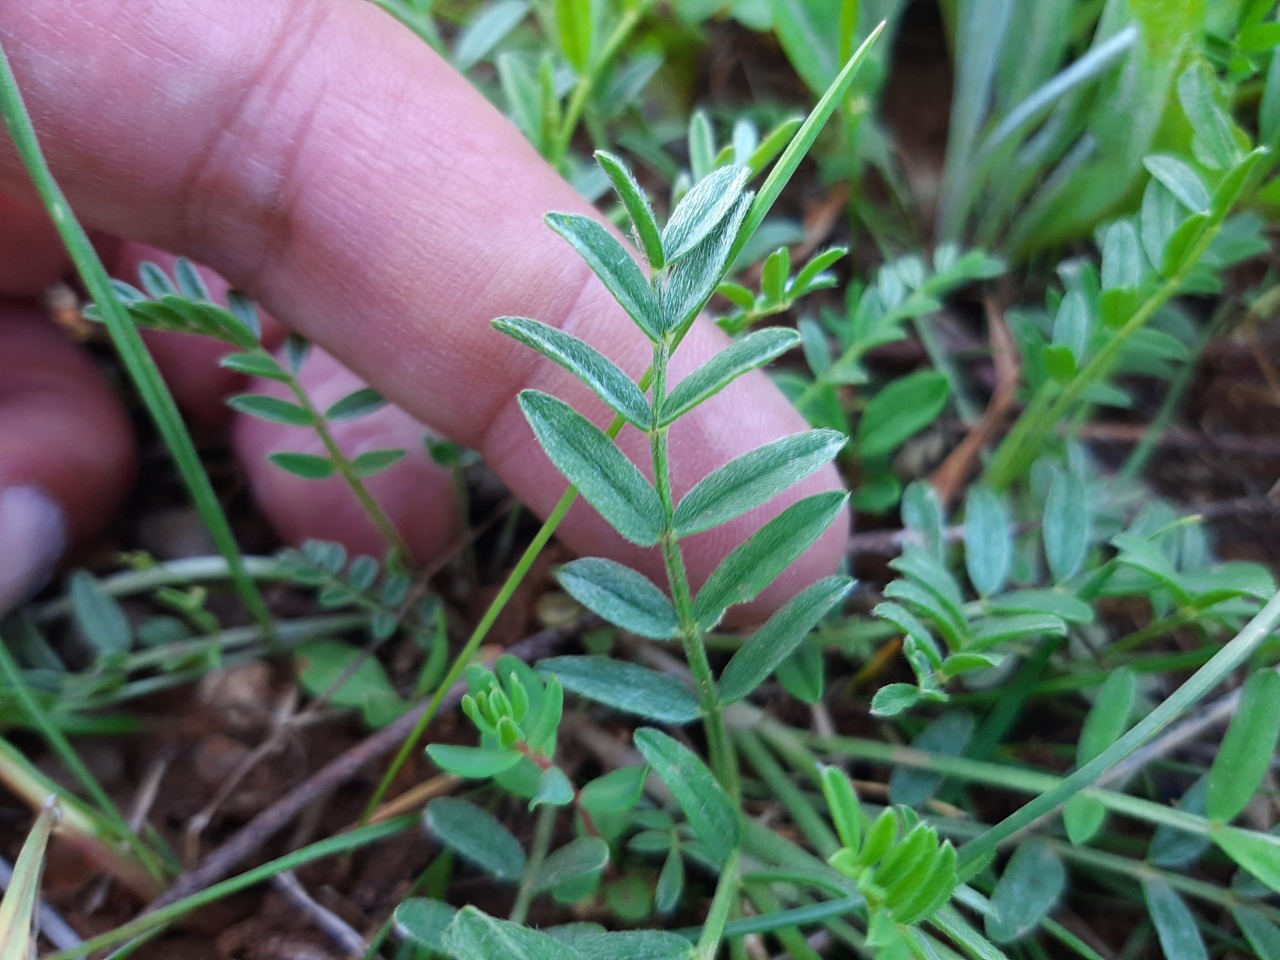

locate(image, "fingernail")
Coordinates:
0 485 67 615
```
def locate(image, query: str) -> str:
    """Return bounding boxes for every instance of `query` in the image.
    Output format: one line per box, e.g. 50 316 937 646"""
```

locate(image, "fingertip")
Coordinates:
0 484 66 614
0 309 135 609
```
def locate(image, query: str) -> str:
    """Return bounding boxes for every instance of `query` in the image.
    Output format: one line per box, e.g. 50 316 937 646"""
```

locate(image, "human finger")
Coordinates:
0 0 847 616
0 306 134 613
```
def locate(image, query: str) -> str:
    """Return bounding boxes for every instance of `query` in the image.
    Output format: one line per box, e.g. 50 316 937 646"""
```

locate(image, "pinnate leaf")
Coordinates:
519 390 663 546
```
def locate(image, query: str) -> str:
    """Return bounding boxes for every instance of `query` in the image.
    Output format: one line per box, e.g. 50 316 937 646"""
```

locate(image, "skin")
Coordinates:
0 0 848 623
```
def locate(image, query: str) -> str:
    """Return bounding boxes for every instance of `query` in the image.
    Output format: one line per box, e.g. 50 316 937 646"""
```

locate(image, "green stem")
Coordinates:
958 582 1280 871
0 635 166 884
695 848 740 960
509 803 557 924
741 882 826 960
361 481 578 820
547 0 654 167
281 362 414 567
0 38 273 636
782 719 1240 840
984 221 1223 489
650 339 738 798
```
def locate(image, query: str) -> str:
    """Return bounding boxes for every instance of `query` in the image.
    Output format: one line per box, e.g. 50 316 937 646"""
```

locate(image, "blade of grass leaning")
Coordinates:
956 586 1280 876
0 633 168 890
0 39 273 635
0 797 57 960
362 26 884 818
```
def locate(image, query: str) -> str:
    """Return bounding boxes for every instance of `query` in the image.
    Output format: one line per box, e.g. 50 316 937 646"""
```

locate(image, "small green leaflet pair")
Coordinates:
494 149 851 637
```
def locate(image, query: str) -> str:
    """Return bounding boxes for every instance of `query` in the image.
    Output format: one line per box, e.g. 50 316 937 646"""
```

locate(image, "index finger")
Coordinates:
0 0 847 614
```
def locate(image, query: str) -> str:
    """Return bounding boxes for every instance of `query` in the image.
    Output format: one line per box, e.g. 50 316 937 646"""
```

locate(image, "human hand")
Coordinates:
0 0 847 620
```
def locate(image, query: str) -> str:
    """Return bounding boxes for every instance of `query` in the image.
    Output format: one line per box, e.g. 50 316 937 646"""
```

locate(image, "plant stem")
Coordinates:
361 482 578 821
984 220 1223 489
509 803 557 924
280 362 414 567
547 0 655 167
0 637 166 886
650 339 738 799
956 582 1280 872
695 848 741 960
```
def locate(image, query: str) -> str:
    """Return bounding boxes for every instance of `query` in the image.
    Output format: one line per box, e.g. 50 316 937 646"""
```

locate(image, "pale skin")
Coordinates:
0 0 847 621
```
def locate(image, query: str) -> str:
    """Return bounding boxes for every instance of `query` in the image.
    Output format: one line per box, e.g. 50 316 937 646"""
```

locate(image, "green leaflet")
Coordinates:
1142 877 1209 960
495 317 651 428
963 485 1013 598
426 798 527 881
557 558 678 640
443 907 569 960
1206 669 1280 822
546 212 662 339
693 491 847 628
719 576 853 704
660 328 800 425
324 386 387 421
539 656 701 724
985 840 1066 943
530 837 609 894
596 150 665 270
226 394 313 426
673 430 845 536
662 194 753 333
635 728 739 863
519 390 663 546
661 164 752 263
1042 468 1089 583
